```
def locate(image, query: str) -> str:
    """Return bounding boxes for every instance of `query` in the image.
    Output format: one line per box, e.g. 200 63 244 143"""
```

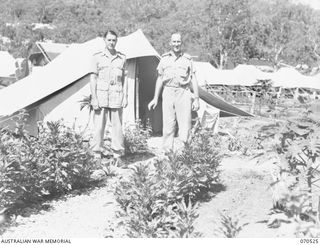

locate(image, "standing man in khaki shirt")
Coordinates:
148 33 200 151
90 30 128 161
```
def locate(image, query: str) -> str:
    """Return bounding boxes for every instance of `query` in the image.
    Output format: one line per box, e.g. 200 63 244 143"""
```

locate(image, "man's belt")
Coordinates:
163 77 189 88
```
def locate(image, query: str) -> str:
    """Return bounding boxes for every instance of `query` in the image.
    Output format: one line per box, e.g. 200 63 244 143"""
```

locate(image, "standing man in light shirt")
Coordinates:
148 33 200 151
90 30 128 163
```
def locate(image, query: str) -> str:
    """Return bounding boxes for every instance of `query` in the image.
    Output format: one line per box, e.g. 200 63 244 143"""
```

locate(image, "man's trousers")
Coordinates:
92 107 124 157
162 86 192 151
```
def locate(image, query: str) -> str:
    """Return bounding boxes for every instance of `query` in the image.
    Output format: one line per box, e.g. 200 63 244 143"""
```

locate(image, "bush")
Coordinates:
114 129 222 237
266 109 320 237
114 163 202 238
227 130 263 156
214 213 248 238
124 120 152 155
0 118 97 209
178 129 222 198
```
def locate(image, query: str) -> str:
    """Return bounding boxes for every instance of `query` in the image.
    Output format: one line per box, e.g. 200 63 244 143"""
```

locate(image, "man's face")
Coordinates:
170 34 182 53
104 33 117 50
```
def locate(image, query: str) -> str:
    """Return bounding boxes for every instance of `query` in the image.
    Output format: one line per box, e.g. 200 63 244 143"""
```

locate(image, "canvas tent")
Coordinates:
0 29 252 136
0 51 17 89
193 61 216 87
28 42 71 74
270 67 320 90
201 64 272 87
0 51 16 78
197 64 320 95
232 65 272 84
309 73 320 90
0 29 162 135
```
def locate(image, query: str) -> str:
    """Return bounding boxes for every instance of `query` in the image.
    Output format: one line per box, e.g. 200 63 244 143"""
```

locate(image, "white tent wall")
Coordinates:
39 75 93 133
193 62 216 87
202 64 320 91
0 51 16 78
123 58 137 127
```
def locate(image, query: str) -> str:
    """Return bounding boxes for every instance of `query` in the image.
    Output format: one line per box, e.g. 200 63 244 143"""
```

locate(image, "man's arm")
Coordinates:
122 65 128 108
90 73 99 110
191 74 199 99
148 74 164 110
148 57 164 110
191 75 200 111
190 61 200 111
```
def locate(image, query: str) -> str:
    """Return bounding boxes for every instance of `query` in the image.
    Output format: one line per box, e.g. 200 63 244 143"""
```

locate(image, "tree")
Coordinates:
191 0 254 68
0 0 319 71
251 0 316 67
306 11 320 68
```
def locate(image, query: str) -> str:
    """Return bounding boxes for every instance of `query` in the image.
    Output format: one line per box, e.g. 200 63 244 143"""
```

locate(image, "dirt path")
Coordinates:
194 156 294 237
2 182 119 238
1 140 294 238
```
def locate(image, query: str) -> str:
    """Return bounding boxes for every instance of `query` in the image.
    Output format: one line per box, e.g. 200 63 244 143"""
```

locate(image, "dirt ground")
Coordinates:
0 117 297 238
195 156 293 237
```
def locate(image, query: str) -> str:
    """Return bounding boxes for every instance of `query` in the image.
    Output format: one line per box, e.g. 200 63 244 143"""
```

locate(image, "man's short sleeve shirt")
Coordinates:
91 50 126 108
157 51 194 87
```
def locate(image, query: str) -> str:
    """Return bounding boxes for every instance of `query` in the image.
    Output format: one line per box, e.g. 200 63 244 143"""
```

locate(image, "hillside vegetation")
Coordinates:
0 0 319 70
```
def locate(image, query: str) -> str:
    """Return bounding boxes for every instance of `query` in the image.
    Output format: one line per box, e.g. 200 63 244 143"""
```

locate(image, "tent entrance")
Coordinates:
135 56 162 134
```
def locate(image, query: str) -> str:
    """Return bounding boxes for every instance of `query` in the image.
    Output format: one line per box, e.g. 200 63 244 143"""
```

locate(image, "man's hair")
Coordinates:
103 30 118 38
171 32 182 38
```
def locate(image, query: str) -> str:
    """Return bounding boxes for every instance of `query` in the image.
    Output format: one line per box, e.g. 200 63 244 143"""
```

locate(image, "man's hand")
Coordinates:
192 98 200 111
148 98 158 110
122 96 128 108
91 97 100 110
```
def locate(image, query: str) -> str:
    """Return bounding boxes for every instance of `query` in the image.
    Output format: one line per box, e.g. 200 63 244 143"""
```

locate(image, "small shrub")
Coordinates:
214 213 248 238
124 120 152 155
0 117 97 209
114 129 222 237
266 109 320 237
177 129 222 199
227 131 263 156
228 137 242 152
268 189 320 237
114 163 202 238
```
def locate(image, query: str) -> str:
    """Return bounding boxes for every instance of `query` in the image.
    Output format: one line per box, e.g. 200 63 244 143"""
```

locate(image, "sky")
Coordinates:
293 0 320 9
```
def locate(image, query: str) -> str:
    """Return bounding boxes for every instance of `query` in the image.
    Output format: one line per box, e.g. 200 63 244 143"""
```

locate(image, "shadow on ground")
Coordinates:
193 183 227 203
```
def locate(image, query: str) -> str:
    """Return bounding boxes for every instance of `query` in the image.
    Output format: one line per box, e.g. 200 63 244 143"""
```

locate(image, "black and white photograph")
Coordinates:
0 0 320 242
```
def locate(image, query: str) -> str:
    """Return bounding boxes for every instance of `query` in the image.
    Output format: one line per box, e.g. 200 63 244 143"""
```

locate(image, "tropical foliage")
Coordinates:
0 112 97 210
114 128 222 237
0 0 319 69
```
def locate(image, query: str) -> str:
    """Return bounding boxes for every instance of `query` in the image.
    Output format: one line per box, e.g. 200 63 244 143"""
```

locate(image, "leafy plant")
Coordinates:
268 189 320 237
175 129 222 200
0 115 97 210
114 129 222 237
78 95 93 132
124 120 152 155
266 108 320 237
227 130 263 156
274 115 320 202
114 162 202 238
214 213 248 238
254 80 277 114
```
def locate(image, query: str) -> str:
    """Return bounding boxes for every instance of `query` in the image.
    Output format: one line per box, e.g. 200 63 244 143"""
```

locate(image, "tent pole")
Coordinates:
294 88 299 100
36 43 51 64
250 92 256 114
135 60 139 121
